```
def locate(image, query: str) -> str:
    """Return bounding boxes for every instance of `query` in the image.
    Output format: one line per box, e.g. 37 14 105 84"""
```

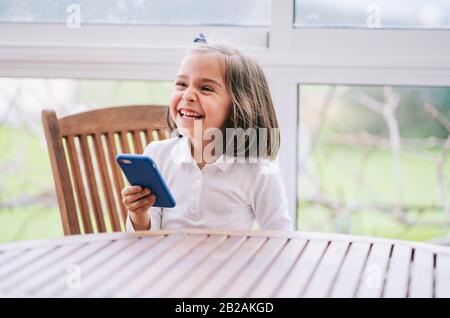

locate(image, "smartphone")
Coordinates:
116 154 176 208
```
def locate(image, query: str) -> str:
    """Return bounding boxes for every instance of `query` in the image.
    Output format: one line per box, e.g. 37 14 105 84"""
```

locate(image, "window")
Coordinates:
298 84 450 240
0 0 270 26
294 0 450 29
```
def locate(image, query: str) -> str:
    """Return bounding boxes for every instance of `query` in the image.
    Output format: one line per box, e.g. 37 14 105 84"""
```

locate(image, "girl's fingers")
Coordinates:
128 194 156 212
133 204 153 216
123 188 152 205
121 185 142 196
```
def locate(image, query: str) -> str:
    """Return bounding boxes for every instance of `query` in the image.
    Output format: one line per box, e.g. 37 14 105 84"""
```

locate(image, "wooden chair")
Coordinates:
42 105 170 235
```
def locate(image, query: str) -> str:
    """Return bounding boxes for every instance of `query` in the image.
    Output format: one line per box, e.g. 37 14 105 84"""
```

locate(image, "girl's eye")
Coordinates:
176 81 186 88
201 86 214 92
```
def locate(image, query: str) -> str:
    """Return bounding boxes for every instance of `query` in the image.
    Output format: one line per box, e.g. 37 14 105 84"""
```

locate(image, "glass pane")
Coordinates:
0 0 270 26
298 84 450 242
294 0 450 29
0 78 171 243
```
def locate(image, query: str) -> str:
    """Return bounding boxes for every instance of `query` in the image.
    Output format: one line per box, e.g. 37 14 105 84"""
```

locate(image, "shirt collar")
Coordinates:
172 136 234 172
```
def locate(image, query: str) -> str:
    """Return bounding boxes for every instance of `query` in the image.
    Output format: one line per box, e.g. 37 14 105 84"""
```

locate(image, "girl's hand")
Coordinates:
121 185 156 230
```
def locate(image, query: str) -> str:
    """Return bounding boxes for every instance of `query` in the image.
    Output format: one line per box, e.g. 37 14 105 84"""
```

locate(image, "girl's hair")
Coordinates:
167 42 280 160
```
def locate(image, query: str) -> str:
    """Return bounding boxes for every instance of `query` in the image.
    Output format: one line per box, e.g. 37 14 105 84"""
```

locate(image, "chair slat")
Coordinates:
105 132 127 224
157 129 168 140
42 110 80 235
119 131 131 154
93 133 121 232
66 136 93 233
132 130 144 154
145 129 154 145
79 135 107 232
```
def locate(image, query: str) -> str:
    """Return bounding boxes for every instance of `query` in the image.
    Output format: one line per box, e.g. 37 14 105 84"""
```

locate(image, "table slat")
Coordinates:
275 240 329 297
356 243 392 298
249 239 307 298
303 241 350 298
383 245 412 298
0 250 27 268
330 242 371 298
142 235 228 297
47 238 142 296
1 243 85 292
75 235 178 297
166 235 246 298
118 234 208 297
194 236 267 297
409 249 434 298
15 241 113 294
435 254 450 298
222 237 288 298
0 247 58 288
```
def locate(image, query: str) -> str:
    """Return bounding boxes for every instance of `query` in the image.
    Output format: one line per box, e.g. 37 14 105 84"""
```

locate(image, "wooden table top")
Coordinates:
1 229 449 298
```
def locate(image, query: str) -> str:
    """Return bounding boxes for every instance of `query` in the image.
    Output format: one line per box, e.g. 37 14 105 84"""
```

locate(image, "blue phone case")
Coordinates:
116 154 176 208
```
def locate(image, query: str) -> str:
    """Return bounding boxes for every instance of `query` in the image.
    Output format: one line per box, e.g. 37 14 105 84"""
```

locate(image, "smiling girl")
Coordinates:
121 38 292 231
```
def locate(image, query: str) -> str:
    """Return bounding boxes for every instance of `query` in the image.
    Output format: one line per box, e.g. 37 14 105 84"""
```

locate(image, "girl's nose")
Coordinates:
182 87 197 102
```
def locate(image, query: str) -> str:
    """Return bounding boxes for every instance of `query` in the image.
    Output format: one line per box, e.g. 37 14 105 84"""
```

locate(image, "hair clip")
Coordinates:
193 33 207 44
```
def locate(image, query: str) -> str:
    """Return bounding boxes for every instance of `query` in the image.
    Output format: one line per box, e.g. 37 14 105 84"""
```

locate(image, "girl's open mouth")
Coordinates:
179 109 204 120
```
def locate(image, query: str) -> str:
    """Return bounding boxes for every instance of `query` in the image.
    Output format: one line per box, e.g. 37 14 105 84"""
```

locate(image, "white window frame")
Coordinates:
1 0 450 229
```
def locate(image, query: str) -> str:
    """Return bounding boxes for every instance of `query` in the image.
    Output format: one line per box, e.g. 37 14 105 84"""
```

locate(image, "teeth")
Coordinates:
180 109 203 119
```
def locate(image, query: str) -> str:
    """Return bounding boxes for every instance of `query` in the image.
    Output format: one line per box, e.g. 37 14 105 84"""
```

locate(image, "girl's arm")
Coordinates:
126 206 162 231
250 162 293 231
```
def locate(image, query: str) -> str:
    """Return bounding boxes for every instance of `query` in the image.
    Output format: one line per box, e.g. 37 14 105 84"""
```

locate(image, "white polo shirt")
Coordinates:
126 136 292 231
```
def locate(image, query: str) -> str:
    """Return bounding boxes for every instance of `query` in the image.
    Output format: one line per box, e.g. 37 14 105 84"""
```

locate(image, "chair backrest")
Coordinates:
42 105 170 235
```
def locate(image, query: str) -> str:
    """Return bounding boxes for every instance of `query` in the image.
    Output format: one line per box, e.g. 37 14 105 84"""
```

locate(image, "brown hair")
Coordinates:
167 42 280 160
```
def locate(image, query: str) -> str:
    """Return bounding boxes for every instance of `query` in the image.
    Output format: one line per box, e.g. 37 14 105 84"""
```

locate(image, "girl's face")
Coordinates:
169 53 232 139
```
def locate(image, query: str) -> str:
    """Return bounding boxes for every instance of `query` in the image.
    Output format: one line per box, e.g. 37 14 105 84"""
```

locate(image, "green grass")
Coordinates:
297 139 450 241
0 126 62 243
297 205 450 241
0 206 62 243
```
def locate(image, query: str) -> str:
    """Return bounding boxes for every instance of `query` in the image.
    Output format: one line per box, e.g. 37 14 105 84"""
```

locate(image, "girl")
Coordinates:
121 38 292 231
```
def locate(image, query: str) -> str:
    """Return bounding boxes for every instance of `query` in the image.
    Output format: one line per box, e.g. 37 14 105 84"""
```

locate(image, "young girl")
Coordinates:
121 38 292 231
